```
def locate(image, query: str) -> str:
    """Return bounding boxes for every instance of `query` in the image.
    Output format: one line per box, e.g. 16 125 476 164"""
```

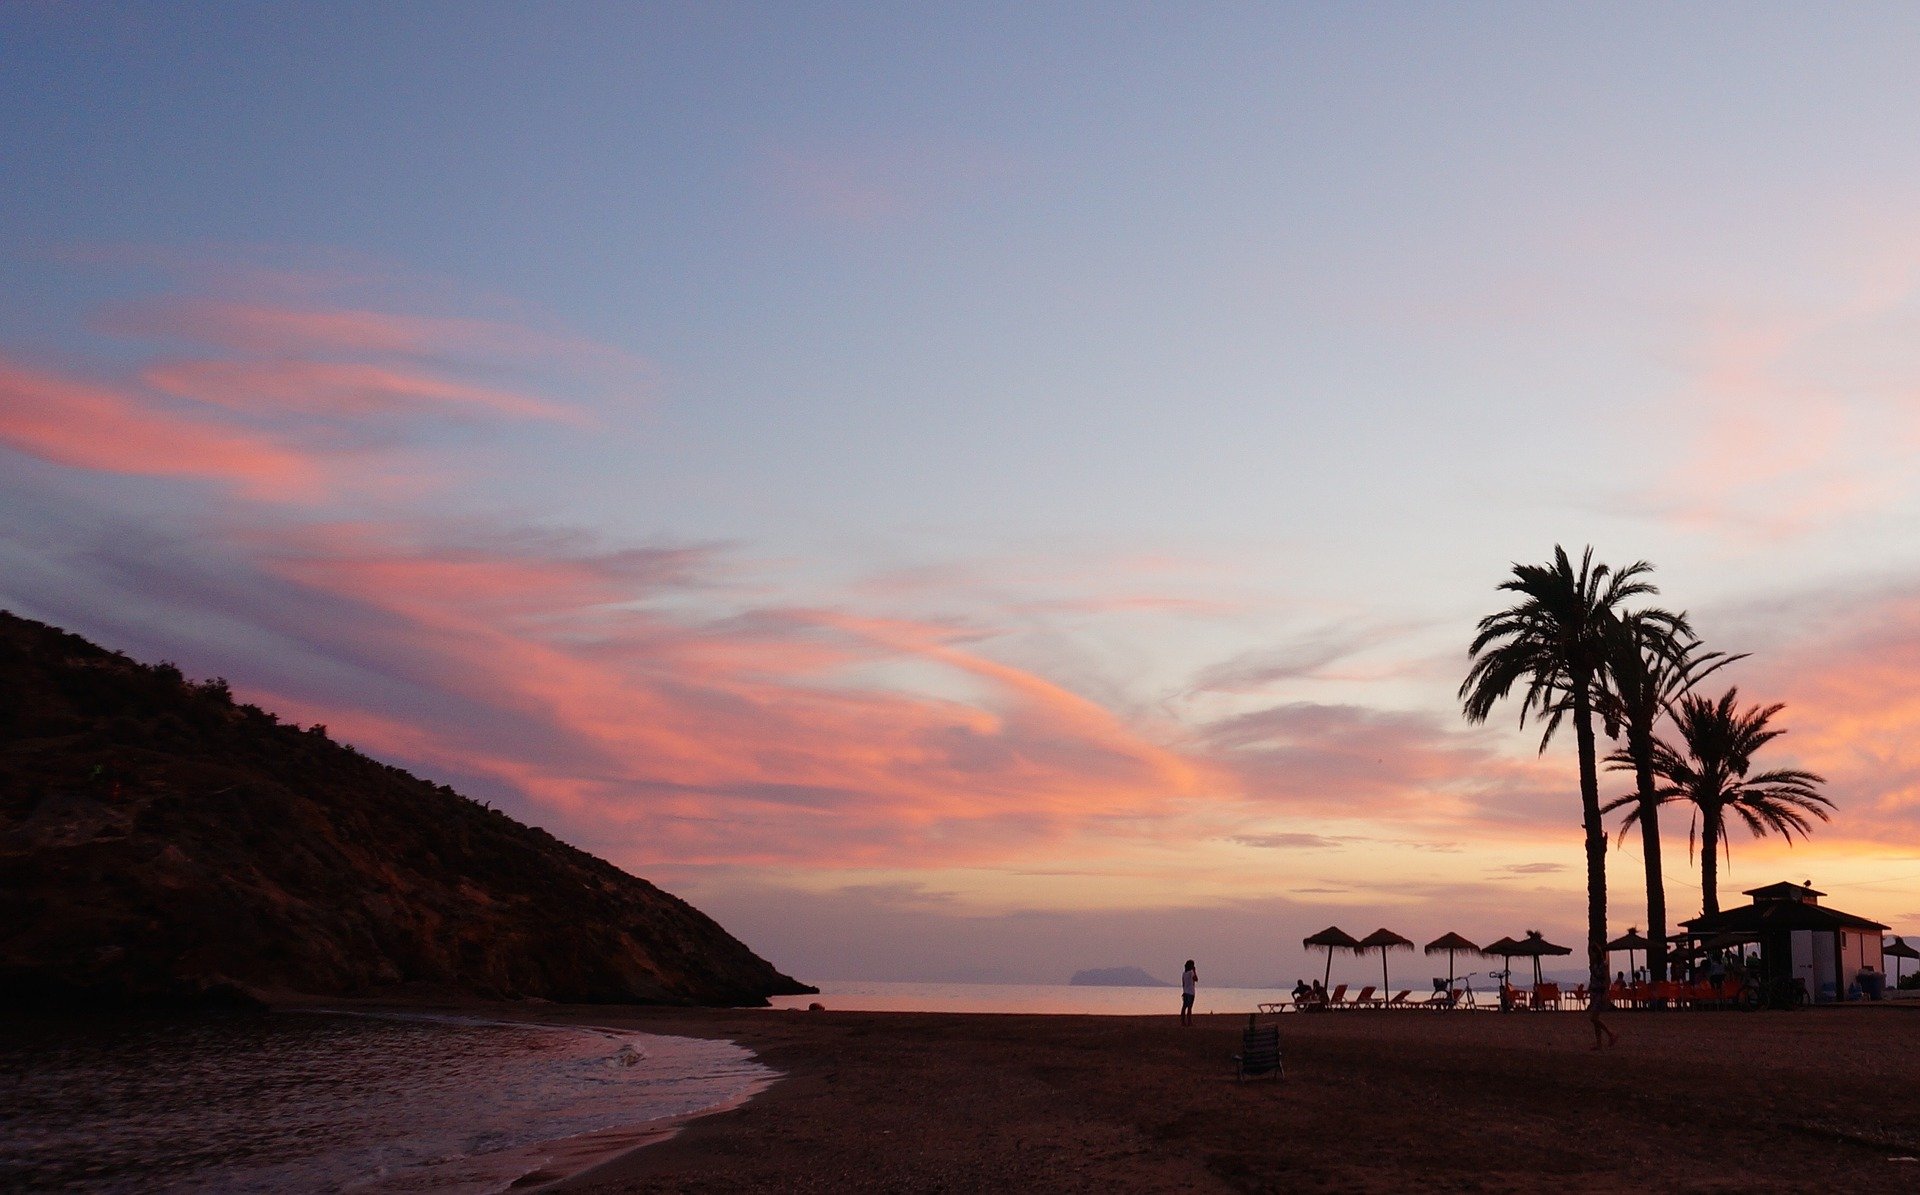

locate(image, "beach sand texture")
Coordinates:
542 1003 1920 1193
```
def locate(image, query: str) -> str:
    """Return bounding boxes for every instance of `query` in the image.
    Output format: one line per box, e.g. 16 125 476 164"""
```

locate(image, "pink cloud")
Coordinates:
1732 585 1920 839
1200 699 1569 828
0 356 329 500
102 298 644 374
104 298 493 356
1637 249 1920 541
197 522 1216 868
141 359 588 425
0 264 641 506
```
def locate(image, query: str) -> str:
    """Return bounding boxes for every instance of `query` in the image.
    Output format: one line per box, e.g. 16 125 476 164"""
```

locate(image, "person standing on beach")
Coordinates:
1180 959 1198 1025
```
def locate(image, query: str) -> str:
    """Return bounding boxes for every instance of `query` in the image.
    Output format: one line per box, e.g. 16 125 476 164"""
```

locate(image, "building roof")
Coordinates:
1743 881 1825 903
1683 894 1887 936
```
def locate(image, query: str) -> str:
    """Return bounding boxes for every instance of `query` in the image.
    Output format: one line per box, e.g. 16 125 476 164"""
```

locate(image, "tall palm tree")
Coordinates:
1595 620 1739 982
1629 687 1832 916
1460 545 1660 1012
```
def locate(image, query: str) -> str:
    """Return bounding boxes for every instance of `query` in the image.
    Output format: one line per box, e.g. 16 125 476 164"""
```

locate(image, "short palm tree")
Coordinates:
1627 687 1832 917
1460 545 1660 1011
1595 619 1739 982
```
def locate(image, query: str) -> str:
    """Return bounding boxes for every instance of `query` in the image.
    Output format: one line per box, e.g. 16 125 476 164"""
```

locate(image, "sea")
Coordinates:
0 1009 773 1193
771 979 1309 1016
763 973 1577 1015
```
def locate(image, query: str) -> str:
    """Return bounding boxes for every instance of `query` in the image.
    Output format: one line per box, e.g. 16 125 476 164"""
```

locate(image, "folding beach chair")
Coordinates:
1234 1020 1283 1081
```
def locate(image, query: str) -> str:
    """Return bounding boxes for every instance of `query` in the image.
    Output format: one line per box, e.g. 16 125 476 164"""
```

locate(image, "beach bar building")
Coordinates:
1681 881 1887 1003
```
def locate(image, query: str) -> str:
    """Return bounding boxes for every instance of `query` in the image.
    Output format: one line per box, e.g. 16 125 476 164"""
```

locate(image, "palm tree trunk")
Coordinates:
1573 682 1610 1012
1629 721 1668 983
1701 806 1721 918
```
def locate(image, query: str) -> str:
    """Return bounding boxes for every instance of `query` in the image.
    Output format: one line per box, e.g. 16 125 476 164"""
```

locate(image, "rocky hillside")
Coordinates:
0 612 813 1008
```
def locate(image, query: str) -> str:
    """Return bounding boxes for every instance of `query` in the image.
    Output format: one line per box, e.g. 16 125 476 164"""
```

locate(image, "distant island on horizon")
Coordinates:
1069 966 1173 987
0 611 814 1010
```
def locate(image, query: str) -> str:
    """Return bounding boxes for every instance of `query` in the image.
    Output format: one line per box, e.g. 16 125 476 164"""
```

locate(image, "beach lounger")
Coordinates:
1348 985 1378 1009
1384 990 1411 1009
1323 984 1349 1010
1234 1022 1283 1081
1532 983 1560 1010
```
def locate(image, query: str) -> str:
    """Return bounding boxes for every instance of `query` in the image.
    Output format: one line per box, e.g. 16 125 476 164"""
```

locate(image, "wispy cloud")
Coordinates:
102 296 643 374
0 257 624 503
0 355 330 500
1230 832 1347 849
1187 620 1430 694
1631 245 1920 542
141 359 588 425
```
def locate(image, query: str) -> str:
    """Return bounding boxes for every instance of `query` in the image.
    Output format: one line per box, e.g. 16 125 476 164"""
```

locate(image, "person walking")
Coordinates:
1180 959 1198 1025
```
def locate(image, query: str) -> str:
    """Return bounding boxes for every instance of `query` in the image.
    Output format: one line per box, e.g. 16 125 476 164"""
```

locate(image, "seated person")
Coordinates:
1292 979 1312 1002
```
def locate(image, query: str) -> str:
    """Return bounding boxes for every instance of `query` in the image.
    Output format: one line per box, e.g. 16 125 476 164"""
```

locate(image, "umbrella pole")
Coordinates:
1323 949 1333 989
1447 949 1456 1004
1380 949 1388 992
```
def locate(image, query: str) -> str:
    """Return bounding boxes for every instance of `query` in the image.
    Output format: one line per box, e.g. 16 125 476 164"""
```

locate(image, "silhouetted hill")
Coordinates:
1069 966 1172 987
0 612 813 1008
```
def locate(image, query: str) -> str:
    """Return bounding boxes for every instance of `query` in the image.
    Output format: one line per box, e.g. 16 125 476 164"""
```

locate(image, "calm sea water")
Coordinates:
762 973 1583 1016
765 979 1308 1016
0 1010 773 1193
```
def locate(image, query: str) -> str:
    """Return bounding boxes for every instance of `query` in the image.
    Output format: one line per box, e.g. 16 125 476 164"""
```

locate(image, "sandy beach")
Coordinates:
499 1001 1920 1193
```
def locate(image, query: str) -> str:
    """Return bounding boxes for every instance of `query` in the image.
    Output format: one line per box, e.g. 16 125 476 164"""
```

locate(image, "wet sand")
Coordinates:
527 1002 1920 1194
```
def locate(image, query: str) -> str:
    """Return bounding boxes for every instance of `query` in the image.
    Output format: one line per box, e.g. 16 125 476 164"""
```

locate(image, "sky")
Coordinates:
7 2 1920 987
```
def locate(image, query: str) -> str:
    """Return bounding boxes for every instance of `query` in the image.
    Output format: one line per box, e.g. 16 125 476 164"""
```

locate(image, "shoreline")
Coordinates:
504 1002 1920 1193
271 998 784 1193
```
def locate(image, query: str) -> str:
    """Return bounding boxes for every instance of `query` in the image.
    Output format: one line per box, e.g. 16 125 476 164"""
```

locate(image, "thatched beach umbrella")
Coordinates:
1607 928 1650 980
1353 928 1415 992
1511 930 1572 987
1423 932 1481 997
1302 926 1362 988
1885 936 1919 988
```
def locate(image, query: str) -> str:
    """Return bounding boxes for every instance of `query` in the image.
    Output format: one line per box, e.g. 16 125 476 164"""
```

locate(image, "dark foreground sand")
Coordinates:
502 1002 1920 1194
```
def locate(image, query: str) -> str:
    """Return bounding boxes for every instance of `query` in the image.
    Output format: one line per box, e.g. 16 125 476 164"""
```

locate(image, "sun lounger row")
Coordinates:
1258 984 1471 1013
1258 981 1600 1014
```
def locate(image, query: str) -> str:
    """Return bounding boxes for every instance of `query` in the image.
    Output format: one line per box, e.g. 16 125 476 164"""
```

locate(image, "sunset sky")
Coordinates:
7 3 1920 987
